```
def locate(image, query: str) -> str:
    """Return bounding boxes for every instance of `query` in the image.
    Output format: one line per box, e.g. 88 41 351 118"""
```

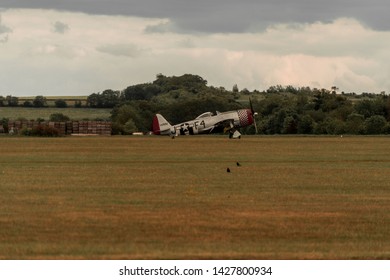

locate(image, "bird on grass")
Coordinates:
236 162 241 167
226 168 231 173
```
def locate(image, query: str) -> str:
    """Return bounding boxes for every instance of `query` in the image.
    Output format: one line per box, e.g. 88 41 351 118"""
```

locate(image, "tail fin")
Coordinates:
152 114 174 135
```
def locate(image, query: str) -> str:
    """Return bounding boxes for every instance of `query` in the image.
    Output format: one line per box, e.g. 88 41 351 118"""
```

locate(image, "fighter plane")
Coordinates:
152 99 258 138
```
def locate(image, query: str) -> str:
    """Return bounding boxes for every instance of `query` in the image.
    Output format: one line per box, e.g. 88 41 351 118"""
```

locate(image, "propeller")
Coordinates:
249 98 258 134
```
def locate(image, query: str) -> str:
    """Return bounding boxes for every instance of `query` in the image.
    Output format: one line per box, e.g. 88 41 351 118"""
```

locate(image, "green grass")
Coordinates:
0 107 111 120
0 136 389 259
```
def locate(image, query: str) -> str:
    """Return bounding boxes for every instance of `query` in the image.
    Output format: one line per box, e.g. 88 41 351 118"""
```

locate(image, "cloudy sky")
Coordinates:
0 0 389 96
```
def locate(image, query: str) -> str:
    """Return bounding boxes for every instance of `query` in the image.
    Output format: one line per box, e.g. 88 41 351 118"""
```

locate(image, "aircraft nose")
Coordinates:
238 109 253 127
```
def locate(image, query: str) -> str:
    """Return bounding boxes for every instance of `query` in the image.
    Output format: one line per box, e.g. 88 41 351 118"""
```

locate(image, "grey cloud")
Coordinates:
53 21 69 34
0 23 11 34
0 0 389 32
0 14 12 42
0 34 9 43
0 24 11 33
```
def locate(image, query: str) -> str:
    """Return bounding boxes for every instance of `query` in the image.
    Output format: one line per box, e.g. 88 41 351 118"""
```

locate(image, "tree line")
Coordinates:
2 74 390 135
0 95 82 108
90 73 390 135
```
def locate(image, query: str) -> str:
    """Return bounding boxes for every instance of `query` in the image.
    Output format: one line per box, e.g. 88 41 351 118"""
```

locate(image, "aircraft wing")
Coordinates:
212 119 235 133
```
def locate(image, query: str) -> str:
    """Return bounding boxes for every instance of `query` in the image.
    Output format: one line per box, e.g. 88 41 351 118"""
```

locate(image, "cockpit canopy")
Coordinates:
195 112 214 119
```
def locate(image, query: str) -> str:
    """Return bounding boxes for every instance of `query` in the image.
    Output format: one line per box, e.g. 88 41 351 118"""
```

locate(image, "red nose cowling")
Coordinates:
237 109 254 127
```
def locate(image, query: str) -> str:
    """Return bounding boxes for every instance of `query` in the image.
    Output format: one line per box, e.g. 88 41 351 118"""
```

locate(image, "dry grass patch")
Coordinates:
0 136 389 259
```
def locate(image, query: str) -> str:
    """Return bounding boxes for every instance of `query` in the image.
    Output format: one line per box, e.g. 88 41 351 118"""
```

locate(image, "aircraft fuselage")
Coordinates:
153 109 254 136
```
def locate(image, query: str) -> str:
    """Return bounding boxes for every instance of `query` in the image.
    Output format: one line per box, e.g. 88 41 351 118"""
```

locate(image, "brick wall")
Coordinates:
6 121 112 136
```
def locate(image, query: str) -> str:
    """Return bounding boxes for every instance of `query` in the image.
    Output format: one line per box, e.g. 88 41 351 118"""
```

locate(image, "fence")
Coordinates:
5 120 112 136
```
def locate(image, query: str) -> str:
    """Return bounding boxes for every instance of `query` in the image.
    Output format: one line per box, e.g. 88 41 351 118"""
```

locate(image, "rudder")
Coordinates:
152 114 174 135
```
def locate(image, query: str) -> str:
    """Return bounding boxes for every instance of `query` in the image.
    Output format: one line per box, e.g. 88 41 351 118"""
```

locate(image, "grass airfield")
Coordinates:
0 135 390 259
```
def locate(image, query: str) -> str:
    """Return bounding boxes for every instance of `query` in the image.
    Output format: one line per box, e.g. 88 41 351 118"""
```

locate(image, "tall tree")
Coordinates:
33 95 47 107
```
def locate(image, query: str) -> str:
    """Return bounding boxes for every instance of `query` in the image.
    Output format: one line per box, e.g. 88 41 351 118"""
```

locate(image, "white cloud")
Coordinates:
144 20 176 34
0 9 389 96
96 43 144 58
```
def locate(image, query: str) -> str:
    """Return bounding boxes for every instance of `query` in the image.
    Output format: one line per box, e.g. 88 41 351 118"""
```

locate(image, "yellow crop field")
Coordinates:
0 136 389 259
